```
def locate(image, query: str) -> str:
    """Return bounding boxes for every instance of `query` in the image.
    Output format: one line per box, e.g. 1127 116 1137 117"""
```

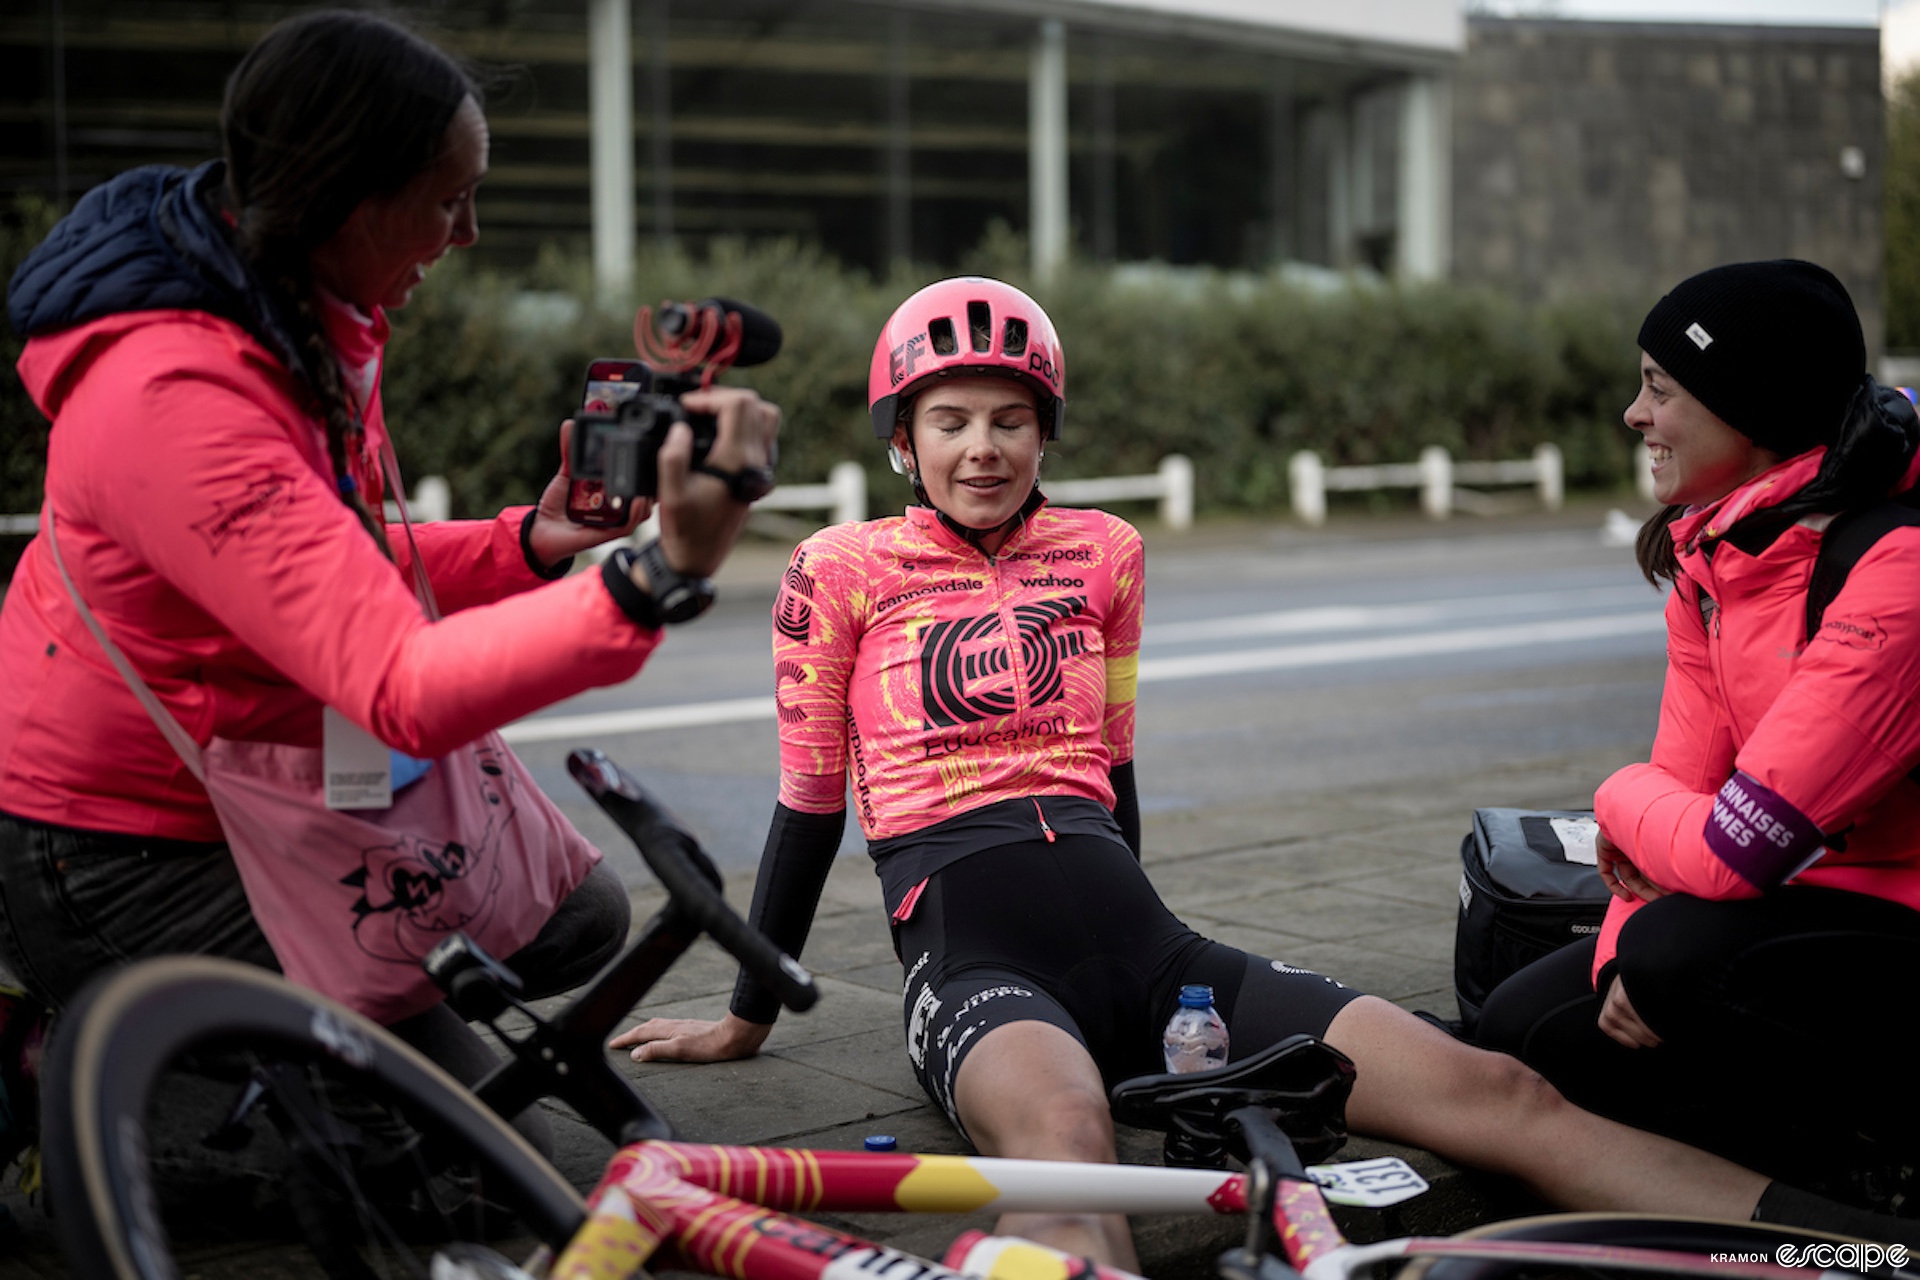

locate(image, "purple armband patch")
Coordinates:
1704 771 1826 889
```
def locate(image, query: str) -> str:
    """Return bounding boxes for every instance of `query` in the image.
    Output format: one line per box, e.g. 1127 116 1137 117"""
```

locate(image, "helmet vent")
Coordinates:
1002 318 1028 358
928 317 958 356
967 302 993 353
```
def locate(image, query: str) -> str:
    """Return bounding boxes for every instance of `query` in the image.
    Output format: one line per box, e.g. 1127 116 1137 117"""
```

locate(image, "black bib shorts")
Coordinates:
894 832 1361 1136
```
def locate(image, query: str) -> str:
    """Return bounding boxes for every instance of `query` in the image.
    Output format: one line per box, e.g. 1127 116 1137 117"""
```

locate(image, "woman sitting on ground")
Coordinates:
1479 259 1920 1215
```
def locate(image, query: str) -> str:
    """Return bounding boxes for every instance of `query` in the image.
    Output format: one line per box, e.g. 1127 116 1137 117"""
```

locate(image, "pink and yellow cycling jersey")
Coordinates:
772 502 1143 841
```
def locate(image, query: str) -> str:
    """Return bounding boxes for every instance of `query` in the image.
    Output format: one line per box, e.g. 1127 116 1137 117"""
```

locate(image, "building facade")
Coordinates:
1453 18 1883 344
0 2 1887 340
2 0 1458 287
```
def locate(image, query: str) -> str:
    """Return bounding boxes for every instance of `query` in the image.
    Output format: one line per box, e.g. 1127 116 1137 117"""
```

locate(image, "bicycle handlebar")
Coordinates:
567 748 819 1014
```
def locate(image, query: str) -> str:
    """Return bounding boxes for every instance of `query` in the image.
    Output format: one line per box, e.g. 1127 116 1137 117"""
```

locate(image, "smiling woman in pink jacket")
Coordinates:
0 9 777 1144
1479 260 1920 1214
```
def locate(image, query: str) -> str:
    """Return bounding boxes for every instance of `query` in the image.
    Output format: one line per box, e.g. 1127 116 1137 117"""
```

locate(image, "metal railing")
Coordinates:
1046 454 1194 531
758 461 868 526
3 452 1199 547
1287 444 1564 526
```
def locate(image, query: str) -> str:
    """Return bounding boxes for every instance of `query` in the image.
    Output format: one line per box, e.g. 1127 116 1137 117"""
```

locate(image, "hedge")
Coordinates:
2 197 59 553
378 231 1650 519
3 205 1650 543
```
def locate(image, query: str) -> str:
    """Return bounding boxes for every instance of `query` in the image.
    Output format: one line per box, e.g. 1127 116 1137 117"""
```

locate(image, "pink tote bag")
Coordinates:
44 492 600 1023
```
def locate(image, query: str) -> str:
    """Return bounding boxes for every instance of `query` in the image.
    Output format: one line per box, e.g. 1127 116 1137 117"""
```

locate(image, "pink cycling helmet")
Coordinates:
867 277 1065 440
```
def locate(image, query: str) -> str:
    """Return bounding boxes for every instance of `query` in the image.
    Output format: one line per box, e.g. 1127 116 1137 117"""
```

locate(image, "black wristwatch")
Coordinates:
602 539 717 627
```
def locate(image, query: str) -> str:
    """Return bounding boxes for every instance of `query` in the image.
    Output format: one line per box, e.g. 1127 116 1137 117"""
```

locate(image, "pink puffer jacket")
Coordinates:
0 303 657 840
1592 447 1920 979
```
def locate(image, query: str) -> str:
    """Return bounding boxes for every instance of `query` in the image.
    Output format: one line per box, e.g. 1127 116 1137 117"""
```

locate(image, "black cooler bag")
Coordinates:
1453 807 1611 1036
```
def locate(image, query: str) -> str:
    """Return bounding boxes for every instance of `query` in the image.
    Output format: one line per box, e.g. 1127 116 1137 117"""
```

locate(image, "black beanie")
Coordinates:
1637 260 1865 457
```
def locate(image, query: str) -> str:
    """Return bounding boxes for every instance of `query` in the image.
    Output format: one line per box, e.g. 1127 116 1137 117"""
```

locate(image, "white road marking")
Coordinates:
1143 586 1658 644
501 696 774 744
501 608 1665 741
1135 610 1664 681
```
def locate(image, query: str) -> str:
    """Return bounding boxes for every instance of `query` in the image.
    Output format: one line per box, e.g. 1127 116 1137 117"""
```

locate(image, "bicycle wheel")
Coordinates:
42 956 587 1280
1397 1212 1919 1280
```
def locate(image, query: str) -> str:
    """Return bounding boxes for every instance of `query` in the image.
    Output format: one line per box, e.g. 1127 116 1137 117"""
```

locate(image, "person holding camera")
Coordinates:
611 277 1918 1263
0 9 777 1134
1478 260 1920 1211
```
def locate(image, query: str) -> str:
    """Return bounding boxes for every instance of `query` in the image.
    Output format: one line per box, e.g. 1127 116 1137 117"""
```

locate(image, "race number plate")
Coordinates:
1306 1157 1429 1208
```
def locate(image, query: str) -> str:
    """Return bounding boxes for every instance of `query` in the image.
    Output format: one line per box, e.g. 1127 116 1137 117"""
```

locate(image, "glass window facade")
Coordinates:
0 0 1445 274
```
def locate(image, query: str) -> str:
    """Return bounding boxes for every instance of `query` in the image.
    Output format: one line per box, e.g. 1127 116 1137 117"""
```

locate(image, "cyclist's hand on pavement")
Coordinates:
652 386 782 579
1598 975 1661 1049
610 1011 772 1063
526 417 652 569
1596 831 1666 902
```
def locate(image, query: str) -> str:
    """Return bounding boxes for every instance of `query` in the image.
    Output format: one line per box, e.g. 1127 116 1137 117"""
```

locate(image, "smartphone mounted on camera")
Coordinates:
566 299 783 525
566 359 653 527
568 365 722 521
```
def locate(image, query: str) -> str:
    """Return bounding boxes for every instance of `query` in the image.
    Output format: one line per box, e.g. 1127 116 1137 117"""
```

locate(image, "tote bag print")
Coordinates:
204 733 597 1024
341 743 518 965
43 502 597 1023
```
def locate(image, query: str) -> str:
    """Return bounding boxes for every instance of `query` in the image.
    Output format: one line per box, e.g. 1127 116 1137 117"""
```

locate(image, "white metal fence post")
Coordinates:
1158 454 1193 530
1532 442 1563 511
383 475 450 523
828 461 867 525
1418 445 1451 519
1288 450 1326 526
412 475 451 523
1633 442 1656 503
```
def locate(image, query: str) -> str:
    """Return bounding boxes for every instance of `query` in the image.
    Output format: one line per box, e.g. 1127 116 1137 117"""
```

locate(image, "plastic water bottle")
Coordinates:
1162 984 1229 1074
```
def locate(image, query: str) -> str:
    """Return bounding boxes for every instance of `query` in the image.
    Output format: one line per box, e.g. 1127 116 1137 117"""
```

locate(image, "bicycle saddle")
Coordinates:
1109 1034 1355 1169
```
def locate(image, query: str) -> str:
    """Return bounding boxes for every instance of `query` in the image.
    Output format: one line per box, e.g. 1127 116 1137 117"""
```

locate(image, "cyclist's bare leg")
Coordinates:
1323 995 1766 1215
952 1020 1142 1271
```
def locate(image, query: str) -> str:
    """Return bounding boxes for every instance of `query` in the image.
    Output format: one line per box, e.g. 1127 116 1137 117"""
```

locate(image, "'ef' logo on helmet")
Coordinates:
1028 350 1059 389
890 334 929 387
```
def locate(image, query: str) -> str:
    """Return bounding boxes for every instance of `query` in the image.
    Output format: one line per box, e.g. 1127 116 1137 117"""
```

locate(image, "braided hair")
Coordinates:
219 10 477 552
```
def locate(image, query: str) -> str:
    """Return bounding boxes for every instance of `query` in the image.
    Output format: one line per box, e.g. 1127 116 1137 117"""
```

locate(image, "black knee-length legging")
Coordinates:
1477 886 1920 1182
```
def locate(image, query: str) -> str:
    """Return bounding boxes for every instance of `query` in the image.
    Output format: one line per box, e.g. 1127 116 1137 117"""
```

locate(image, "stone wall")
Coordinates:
1453 18 1883 351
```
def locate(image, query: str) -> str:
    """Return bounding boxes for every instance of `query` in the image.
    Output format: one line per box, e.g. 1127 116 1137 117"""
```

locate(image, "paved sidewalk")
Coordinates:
560 742 1630 1276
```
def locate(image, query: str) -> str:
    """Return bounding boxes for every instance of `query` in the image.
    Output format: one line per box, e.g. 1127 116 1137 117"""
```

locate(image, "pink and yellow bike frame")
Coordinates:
550 1141 1813 1280
548 1140 1340 1280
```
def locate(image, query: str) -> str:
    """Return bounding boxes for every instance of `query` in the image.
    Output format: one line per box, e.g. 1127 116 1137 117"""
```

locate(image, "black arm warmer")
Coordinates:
729 803 847 1024
1110 759 1141 861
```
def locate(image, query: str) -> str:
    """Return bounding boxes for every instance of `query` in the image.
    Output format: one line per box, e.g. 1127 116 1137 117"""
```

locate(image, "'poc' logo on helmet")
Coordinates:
1028 350 1059 389
890 333 929 386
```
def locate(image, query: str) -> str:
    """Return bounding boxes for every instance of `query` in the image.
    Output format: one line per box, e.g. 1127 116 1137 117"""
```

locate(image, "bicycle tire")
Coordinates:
1397 1211 1919 1280
42 955 587 1280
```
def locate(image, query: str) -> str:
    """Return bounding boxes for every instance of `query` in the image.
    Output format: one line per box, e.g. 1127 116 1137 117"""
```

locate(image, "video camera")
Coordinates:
566 297 782 526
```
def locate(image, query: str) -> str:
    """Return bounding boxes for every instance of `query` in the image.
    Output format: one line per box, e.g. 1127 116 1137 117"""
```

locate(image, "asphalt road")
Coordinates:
503 501 1671 882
